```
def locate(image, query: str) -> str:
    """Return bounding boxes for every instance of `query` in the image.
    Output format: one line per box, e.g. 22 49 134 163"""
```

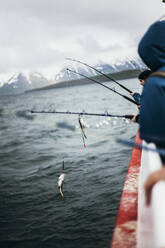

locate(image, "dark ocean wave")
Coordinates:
0 80 139 248
0 108 4 116
56 121 76 131
15 110 36 120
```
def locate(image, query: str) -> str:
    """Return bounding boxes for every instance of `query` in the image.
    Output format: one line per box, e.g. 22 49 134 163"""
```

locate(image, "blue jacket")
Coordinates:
138 20 165 145
132 93 141 105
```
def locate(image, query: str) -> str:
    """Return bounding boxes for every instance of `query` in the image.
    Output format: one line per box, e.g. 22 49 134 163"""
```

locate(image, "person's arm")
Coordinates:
144 167 165 205
130 92 141 105
131 114 139 123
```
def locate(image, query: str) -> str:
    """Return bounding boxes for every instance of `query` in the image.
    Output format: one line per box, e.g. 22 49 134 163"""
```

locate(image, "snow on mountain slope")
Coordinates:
0 57 145 95
55 57 145 82
0 72 49 95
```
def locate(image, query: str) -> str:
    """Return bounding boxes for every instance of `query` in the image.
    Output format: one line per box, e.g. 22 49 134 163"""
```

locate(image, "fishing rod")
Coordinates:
30 110 134 119
66 58 133 94
66 68 138 106
117 138 165 156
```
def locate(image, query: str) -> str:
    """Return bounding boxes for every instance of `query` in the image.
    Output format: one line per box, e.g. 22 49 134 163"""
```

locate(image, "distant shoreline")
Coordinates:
26 69 142 93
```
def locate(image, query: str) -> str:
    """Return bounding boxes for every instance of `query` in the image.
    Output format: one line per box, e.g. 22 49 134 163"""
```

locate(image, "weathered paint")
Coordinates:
111 131 142 248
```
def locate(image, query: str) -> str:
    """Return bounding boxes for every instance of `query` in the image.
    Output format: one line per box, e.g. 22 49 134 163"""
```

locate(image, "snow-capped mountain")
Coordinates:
0 57 146 95
0 72 50 95
29 72 50 89
55 65 97 82
55 57 146 82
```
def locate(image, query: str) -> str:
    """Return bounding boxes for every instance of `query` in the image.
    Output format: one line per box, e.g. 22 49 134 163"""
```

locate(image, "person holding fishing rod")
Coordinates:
66 58 152 108
31 61 151 124
131 69 152 123
130 69 152 106
136 19 165 205
66 62 151 124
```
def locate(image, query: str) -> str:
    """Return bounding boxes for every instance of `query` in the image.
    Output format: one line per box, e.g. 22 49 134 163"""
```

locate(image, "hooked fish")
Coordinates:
58 161 66 197
78 115 87 148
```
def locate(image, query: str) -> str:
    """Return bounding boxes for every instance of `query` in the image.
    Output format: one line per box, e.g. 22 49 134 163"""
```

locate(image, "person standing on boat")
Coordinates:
130 69 152 106
131 69 152 123
138 19 165 164
135 20 165 206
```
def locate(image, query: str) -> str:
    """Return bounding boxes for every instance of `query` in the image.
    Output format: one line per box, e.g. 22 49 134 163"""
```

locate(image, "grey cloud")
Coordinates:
0 0 164 78
77 34 123 54
1 0 162 31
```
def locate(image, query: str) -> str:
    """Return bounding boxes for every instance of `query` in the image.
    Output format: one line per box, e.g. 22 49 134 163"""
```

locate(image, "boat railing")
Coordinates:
137 141 165 248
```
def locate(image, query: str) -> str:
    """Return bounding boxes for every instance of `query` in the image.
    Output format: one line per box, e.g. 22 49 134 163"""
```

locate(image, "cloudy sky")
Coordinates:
0 0 164 80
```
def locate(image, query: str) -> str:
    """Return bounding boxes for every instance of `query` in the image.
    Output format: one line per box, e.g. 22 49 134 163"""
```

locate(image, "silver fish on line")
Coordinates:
58 161 66 197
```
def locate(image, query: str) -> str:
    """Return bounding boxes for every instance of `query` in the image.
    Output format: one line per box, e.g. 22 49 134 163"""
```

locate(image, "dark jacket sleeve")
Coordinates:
132 93 141 105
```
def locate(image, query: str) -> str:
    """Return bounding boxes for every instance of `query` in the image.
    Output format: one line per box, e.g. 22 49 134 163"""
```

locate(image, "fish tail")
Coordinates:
59 186 64 197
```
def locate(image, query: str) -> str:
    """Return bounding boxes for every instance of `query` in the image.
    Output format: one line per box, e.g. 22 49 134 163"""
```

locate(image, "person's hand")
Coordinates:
144 167 165 206
131 114 138 122
130 92 135 96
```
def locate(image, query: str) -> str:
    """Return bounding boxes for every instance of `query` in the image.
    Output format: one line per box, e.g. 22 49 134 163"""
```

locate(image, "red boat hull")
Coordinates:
111 131 142 248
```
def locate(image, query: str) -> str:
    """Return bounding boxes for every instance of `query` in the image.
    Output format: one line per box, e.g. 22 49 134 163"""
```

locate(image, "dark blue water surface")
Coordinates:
0 78 139 248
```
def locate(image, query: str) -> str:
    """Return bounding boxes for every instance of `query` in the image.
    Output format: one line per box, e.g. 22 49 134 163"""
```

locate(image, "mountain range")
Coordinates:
0 58 145 95
0 72 50 95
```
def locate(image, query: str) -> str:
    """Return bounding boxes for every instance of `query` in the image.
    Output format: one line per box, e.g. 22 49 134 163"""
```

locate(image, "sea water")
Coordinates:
0 78 140 248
